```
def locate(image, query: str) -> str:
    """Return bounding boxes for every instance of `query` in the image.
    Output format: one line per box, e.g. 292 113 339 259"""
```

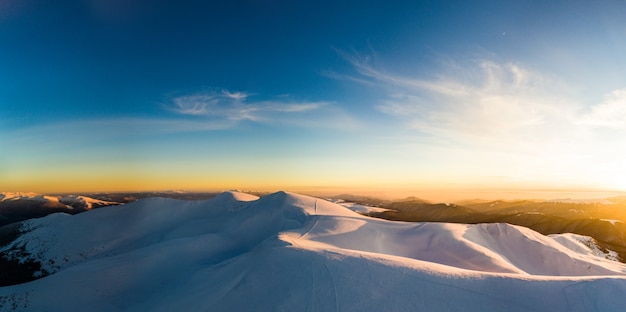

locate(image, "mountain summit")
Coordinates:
0 192 120 227
1 191 626 311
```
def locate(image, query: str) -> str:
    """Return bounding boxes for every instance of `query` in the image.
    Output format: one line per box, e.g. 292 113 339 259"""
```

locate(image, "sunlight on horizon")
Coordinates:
2 1 626 204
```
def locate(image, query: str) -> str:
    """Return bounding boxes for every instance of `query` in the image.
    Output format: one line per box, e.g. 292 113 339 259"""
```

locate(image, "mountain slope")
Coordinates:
1 192 626 311
368 199 626 261
0 193 120 227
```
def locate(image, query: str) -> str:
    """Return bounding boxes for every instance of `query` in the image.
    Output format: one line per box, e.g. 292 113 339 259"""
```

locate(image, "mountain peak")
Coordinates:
215 191 259 202
2 192 626 310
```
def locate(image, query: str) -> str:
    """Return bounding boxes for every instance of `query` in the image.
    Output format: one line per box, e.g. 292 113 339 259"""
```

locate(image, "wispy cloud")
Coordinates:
221 90 249 101
168 90 340 124
5 89 357 153
334 50 626 188
172 94 215 116
578 88 626 129
340 54 575 145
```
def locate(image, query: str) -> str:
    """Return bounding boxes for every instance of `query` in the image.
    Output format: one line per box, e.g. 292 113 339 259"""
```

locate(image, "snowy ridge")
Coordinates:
0 193 60 204
551 233 620 262
1 191 626 311
0 192 121 227
57 195 117 209
336 201 394 214
0 192 118 209
0 193 40 201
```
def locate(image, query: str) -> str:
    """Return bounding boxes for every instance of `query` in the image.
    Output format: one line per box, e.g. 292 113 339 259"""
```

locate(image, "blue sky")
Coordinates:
2 0 626 198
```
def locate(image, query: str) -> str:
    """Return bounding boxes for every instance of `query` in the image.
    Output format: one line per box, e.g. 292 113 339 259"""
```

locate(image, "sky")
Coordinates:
2 0 626 199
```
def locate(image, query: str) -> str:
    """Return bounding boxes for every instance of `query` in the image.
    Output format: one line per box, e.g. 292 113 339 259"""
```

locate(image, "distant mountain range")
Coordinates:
0 193 120 227
0 191 221 227
4 191 626 262
1 192 626 311
332 195 626 262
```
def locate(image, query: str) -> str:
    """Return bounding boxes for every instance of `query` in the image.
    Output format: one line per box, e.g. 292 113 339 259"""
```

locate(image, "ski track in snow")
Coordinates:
2 191 626 311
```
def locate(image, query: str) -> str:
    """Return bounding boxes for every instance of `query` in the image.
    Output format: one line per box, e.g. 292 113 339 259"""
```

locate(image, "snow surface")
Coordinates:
0 192 40 201
58 195 119 209
337 202 393 214
2 191 626 311
0 192 118 208
0 193 59 203
551 233 620 262
601 219 623 225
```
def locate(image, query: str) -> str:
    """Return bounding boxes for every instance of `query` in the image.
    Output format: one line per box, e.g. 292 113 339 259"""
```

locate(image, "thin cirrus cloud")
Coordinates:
330 51 626 188
169 90 342 125
6 89 353 152
578 88 626 129
337 51 626 146
346 54 558 132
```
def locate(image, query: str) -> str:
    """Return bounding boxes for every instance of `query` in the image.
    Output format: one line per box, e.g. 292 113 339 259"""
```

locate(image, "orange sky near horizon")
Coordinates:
3 1 626 202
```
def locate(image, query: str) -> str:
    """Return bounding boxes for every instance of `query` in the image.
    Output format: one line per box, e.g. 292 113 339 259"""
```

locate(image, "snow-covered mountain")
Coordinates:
2 191 626 311
0 192 118 209
0 192 120 227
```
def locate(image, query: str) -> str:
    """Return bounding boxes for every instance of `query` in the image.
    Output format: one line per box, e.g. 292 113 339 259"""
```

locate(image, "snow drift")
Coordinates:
1 191 626 311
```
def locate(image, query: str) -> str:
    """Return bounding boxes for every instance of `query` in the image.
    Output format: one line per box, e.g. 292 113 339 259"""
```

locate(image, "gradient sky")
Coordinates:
2 0 626 198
